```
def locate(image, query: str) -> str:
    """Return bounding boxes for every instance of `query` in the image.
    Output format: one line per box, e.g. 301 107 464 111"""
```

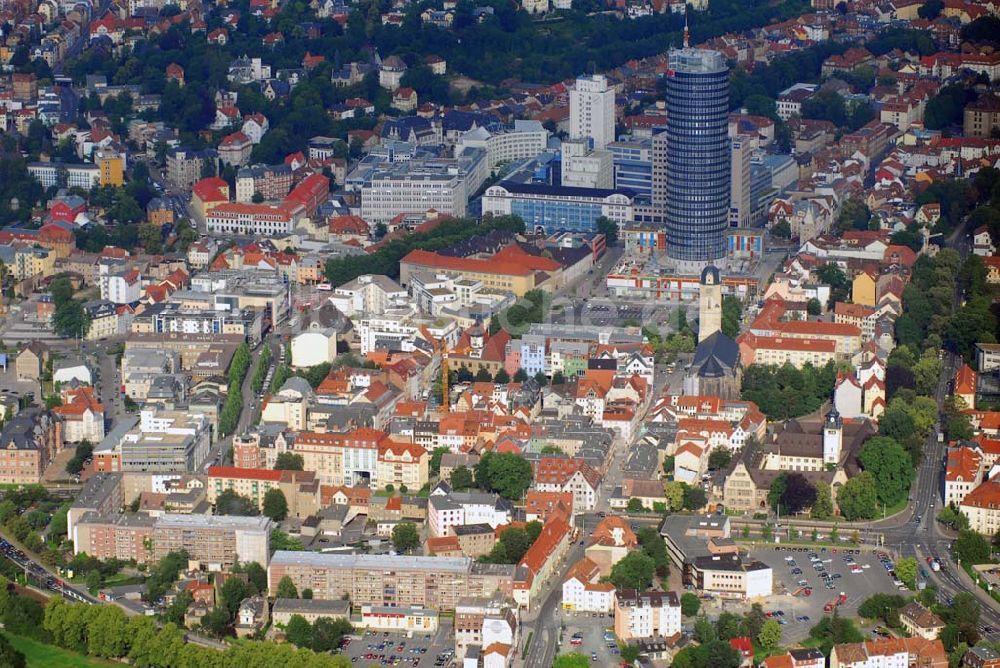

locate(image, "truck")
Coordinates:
824 592 848 613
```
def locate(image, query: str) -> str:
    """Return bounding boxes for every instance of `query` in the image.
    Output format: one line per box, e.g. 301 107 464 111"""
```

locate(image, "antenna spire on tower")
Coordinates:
683 8 690 48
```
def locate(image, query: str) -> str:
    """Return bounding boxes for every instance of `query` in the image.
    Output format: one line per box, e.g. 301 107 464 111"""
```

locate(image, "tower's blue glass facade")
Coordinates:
665 48 730 267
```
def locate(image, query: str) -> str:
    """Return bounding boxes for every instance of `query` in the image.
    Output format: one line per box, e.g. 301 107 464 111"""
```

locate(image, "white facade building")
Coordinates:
569 74 615 150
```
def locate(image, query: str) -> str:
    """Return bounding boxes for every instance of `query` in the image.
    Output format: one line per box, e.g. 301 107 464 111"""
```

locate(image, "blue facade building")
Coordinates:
664 48 730 269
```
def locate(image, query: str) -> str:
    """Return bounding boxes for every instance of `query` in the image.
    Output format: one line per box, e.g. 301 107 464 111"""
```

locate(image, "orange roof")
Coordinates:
962 478 1000 510
402 249 535 277
563 557 601 584
777 320 861 338
519 515 571 576
426 536 461 554
482 643 511 658
741 333 837 353
956 363 977 396
192 177 230 203
208 465 283 482
946 447 981 482
533 457 601 489
763 655 794 668
492 244 562 272
524 491 574 520
834 302 875 319
589 516 637 548
53 386 104 417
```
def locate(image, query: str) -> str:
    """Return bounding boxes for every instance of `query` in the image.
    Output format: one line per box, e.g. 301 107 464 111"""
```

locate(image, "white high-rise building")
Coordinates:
569 74 615 150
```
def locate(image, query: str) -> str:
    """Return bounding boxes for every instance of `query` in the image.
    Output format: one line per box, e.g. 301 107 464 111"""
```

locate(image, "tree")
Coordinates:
781 472 817 514
722 296 742 338
918 0 943 18
274 452 304 470
811 483 834 520
858 593 906 625
807 298 822 316
302 589 313 600
626 497 646 513
680 592 701 617
609 552 655 590
494 369 511 383
312 617 353 652
262 488 289 521
837 471 879 520
137 223 163 254
392 522 420 554
0 634 25 668
596 216 618 246
474 452 533 500
808 612 865 655
951 592 981 631
954 529 991 564
683 484 707 510
429 446 450 476
694 616 717 643
620 643 640 664
450 465 474 490
859 437 915 506
709 448 732 470
758 619 782 649
240 562 268 594
285 614 313 648
215 489 257 516
276 575 299 600
663 481 685 510
895 557 918 590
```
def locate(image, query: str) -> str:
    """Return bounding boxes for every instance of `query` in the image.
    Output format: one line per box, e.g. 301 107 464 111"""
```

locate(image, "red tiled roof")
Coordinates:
208 466 283 482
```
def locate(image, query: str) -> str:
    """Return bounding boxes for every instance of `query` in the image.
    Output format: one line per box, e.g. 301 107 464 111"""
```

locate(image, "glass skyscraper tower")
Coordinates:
664 47 730 270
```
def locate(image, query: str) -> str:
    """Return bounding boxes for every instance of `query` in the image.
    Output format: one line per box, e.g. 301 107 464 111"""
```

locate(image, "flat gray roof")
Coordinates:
269 550 472 572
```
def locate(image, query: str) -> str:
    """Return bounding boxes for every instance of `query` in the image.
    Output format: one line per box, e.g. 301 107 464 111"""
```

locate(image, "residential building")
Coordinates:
561 557 615 613
74 512 271 567
960 477 1000 535
899 601 945 640
829 637 947 668
613 589 682 640
267 551 514 611
0 409 60 485
207 466 319 518
52 386 105 444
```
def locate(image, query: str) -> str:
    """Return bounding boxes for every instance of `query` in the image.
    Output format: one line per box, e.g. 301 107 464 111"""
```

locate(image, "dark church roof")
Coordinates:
691 331 739 378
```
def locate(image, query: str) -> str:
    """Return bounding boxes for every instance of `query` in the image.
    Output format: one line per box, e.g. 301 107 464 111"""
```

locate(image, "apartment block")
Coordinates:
207 466 320 518
0 409 61 485
74 512 271 568
830 637 946 668
267 551 514 610
613 589 681 640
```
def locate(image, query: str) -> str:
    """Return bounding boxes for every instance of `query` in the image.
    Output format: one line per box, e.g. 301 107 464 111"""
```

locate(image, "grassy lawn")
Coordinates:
3 633 117 668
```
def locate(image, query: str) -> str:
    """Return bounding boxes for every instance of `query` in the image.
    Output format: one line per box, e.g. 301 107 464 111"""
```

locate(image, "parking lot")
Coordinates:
731 545 915 642
340 623 455 668
556 607 620 665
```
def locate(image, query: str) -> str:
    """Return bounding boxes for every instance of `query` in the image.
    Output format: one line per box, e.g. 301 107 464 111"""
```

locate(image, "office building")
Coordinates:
561 139 613 190
360 148 487 224
665 48 730 270
267 551 514 611
455 121 549 171
481 182 633 234
569 74 615 150
117 409 212 473
730 135 752 228
609 138 653 198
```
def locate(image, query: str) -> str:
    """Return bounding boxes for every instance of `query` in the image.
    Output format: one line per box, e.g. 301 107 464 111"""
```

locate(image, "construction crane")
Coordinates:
440 343 449 414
